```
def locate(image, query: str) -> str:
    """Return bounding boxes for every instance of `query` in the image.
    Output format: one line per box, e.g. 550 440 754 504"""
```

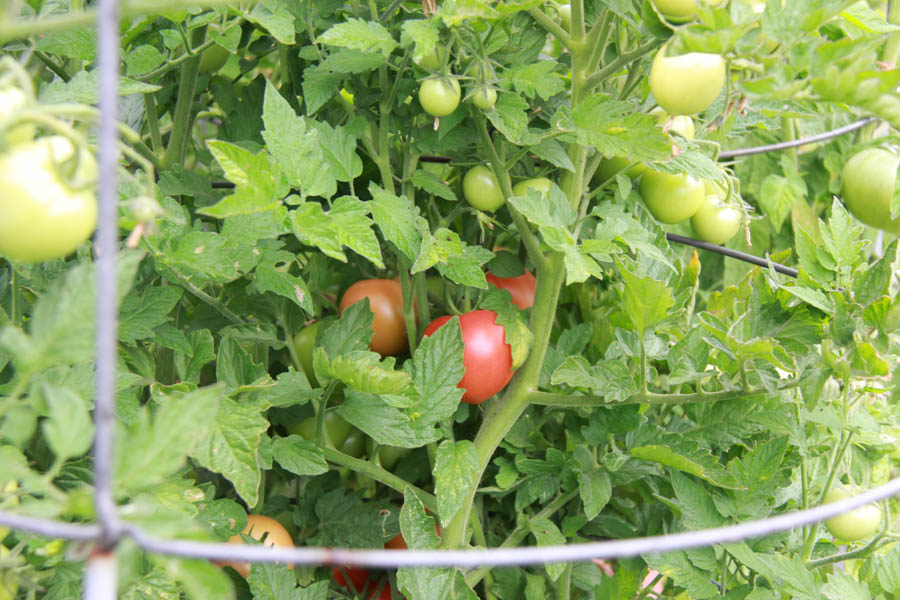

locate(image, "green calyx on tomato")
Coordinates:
512 177 553 197
0 136 98 263
650 46 726 116
419 77 461 117
841 147 900 234
690 194 742 245
823 487 882 542
650 107 695 140
292 321 321 385
486 270 536 310
422 310 514 404
339 279 410 356
464 165 505 212
471 86 497 109
639 169 705 224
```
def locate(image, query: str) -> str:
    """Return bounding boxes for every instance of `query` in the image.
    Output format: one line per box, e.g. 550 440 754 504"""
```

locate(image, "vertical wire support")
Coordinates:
92 0 122 571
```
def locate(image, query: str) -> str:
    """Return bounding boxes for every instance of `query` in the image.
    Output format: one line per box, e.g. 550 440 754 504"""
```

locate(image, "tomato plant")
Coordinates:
840 147 900 234
423 310 514 404
650 46 726 116
463 165 505 212
0 136 97 262
639 169 705 224
823 488 882 542
217 515 294 578
4 2 900 599
418 77 461 117
339 279 410 356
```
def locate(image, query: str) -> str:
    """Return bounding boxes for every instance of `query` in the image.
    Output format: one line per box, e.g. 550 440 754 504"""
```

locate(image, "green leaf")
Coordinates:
289 197 384 268
201 140 286 217
503 62 565 100
319 18 398 56
567 97 670 164
508 185 576 228
434 243 494 288
39 70 160 104
247 562 299 599
644 552 719 599
528 517 566 581
397 566 459 600
821 198 866 273
41 384 94 462
540 226 605 284
271 436 329 476
412 169 458 201
190 396 270 506
412 226 464 273
246 0 297 44
319 48 387 73
758 172 804 233
124 44 166 77
481 289 533 369
433 441 480 526
630 429 741 490
119 286 183 344
35 27 97 61
822 572 871 600
409 318 466 423
261 80 336 199
308 120 364 183
155 557 233 600
400 489 441 549
307 488 387 548
529 139 575 172
877 545 900 593
251 250 315 313
615 258 675 334
370 184 424 262
115 386 221 493
485 93 530 144
579 469 611 521
301 65 342 115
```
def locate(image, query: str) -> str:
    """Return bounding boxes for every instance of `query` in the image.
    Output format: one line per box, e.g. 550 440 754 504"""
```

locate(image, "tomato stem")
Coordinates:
162 26 204 169
527 7 572 52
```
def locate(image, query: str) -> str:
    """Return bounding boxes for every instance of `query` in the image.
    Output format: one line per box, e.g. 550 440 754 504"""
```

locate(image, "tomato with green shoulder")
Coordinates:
823 487 882 542
639 169 705 224
841 147 900 234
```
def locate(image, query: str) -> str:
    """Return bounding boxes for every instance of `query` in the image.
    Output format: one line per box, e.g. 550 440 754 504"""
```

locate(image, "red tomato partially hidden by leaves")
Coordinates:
332 565 371 592
385 521 442 550
340 279 409 356
423 310 514 404
486 271 536 310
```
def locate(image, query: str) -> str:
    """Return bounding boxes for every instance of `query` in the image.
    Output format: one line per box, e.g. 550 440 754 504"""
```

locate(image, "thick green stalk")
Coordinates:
162 27 204 169
441 252 567 549
323 447 437 511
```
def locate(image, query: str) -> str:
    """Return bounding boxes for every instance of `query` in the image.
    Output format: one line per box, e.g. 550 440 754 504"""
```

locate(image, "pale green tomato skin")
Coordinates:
415 46 443 71
639 170 705 224
652 0 724 21
690 195 742 244
595 156 647 182
512 177 553 196
463 165 505 212
198 44 230 73
823 487 882 542
556 4 572 29
841 148 900 234
471 87 497 109
650 47 726 116
0 136 98 262
0 88 35 144
418 78 461 117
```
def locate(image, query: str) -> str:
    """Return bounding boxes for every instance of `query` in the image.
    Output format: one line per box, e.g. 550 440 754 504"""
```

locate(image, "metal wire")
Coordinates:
91 6 121 600
666 233 799 277
0 476 897 568
718 118 877 159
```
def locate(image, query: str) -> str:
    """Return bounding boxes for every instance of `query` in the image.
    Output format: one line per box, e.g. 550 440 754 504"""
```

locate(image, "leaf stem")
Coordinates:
162 27 204 169
584 38 664 91
323 447 437 512
527 7 572 52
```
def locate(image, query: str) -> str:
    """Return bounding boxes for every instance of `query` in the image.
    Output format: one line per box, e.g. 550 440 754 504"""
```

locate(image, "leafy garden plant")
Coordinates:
1 0 900 598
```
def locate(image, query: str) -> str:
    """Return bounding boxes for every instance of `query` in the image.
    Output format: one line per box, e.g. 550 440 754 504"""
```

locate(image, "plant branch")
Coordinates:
527 7 571 51
323 447 437 512
529 381 805 407
584 38 664 91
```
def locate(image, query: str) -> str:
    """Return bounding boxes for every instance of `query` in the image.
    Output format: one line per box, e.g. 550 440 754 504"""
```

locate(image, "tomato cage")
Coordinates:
0 2 897 599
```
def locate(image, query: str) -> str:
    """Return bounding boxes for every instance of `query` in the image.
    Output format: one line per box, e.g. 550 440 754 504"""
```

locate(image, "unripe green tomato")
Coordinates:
0 88 35 145
471 86 497 110
650 47 726 116
341 429 366 458
639 169 705 224
841 147 900 234
415 46 443 71
595 156 647 182
292 321 322 386
419 78 461 117
690 195 741 244
366 438 412 470
650 107 695 140
651 0 724 21
198 44 230 74
555 4 572 29
286 412 353 450
463 165 505 212
542 35 564 58
823 487 882 542
0 136 98 262
512 177 553 196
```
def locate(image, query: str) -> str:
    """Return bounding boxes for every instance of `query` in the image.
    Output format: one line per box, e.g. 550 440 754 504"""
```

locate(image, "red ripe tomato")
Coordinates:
339 279 409 356
384 520 442 550
332 565 371 592
422 310 514 404
485 271 536 310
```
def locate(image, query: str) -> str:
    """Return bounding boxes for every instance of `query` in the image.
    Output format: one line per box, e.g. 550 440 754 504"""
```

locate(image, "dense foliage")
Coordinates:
1 0 900 598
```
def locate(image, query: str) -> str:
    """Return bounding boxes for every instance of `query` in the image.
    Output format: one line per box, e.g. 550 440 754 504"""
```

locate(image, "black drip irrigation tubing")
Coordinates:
665 233 798 278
